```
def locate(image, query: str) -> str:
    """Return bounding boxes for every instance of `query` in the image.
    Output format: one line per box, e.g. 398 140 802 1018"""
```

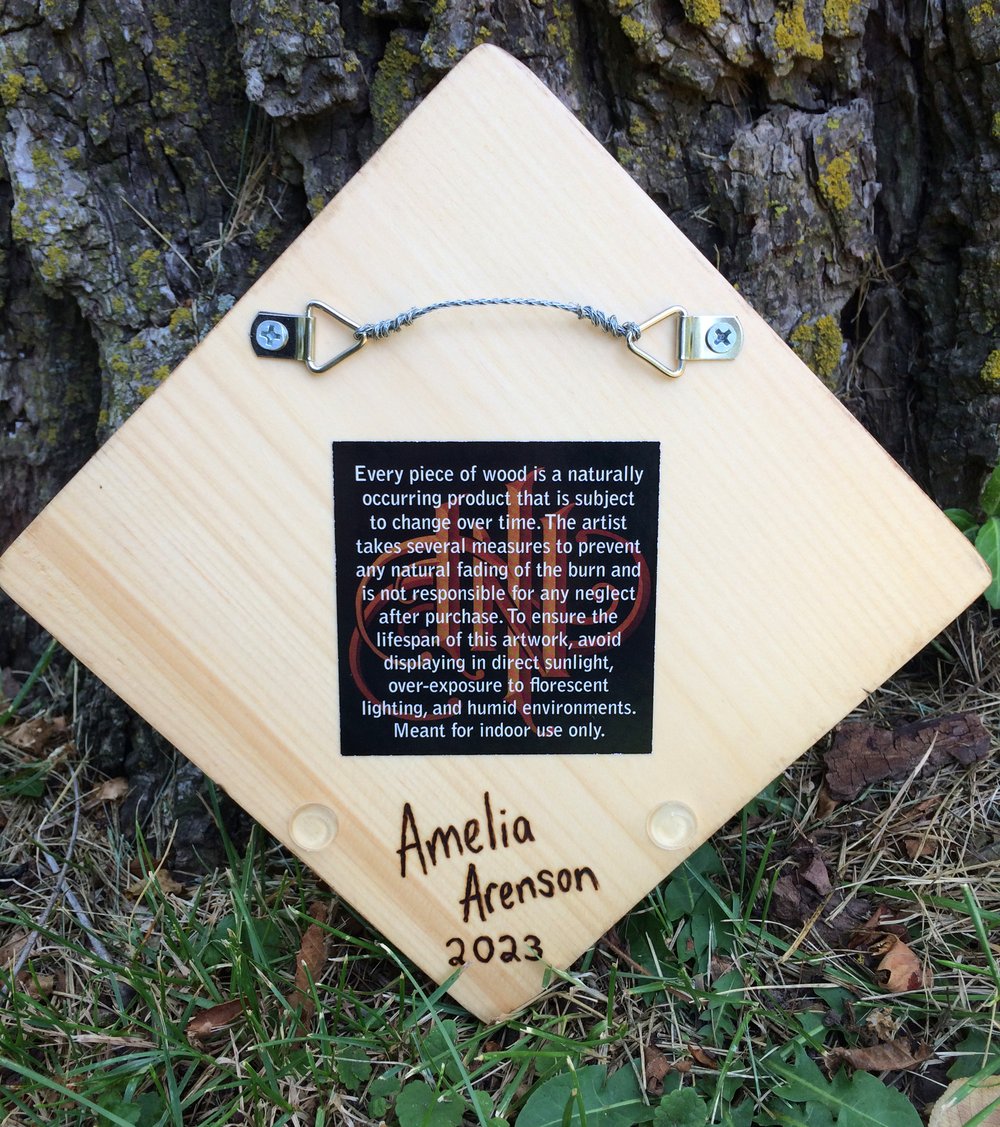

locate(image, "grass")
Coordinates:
1 614 999 1125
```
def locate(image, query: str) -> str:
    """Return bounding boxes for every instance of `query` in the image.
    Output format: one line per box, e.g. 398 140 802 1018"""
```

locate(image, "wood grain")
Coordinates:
0 46 988 1020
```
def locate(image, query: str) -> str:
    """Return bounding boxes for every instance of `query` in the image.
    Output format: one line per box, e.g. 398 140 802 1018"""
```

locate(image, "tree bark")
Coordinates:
1 0 997 849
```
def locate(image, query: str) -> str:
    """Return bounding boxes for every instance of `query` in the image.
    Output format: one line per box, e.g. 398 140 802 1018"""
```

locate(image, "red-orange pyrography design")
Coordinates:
348 470 651 730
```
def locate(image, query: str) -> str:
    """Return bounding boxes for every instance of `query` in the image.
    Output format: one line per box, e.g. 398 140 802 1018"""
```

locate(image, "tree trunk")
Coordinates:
1 0 997 852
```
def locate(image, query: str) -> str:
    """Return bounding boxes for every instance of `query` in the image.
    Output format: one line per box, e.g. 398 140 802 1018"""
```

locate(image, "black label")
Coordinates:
332 441 659 755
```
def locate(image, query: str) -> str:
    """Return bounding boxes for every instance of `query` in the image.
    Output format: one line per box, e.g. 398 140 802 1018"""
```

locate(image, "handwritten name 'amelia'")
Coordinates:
397 791 599 924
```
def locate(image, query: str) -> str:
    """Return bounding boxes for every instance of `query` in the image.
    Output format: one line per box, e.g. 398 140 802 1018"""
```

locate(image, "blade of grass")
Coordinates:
0 636 59 725
962 884 1000 992
1 1055 139 1127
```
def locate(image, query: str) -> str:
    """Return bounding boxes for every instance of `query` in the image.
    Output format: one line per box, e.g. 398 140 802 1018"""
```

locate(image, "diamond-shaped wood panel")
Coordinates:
0 46 988 1020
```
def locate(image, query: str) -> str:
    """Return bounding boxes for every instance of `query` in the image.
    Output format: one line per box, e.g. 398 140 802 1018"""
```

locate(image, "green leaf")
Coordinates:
198 913 283 967
0 767 48 798
368 1076 402 1119
828 1070 922 1127
97 1098 142 1126
421 1018 463 1083
515 1065 654 1127
336 1052 372 1092
395 1081 466 1127
768 1044 922 1127
948 1029 991 1079
975 518 1000 608
763 1099 836 1126
653 1087 708 1126
980 466 1000 517
945 508 980 534
133 1092 169 1127
663 844 724 922
719 1102 756 1127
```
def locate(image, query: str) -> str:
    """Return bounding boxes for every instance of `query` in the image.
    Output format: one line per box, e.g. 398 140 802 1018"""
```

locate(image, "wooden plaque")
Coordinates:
0 46 988 1020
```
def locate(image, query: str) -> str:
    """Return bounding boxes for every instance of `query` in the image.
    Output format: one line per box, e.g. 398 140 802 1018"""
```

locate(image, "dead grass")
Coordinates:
1 614 998 1124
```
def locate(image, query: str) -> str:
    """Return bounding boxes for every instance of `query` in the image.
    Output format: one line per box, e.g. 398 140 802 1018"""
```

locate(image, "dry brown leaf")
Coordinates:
710 954 735 978
287 900 331 1023
849 906 910 946
644 1045 671 1094
127 856 166 876
824 1036 932 1074
903 836 937 860
902 795 944 822
22 973 57 999
0 929 30 970
89 777 129 805
770 842 873 944
928 1076 1000 1127
185 999 245 1042
127 869 186 898
799 854 833 896
816 786 839 819
4 716 69 756
874 935 933 992
864 1007 902 1042
688 1044 719 1069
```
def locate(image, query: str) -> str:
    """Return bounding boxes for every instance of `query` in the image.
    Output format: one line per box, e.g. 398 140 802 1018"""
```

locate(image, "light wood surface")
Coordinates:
0 45 988 1021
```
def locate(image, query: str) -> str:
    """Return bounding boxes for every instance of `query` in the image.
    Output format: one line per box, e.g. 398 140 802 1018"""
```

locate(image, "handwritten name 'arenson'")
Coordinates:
397 791 599 924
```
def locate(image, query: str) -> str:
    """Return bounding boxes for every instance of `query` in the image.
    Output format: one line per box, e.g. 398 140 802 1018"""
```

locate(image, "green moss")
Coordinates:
151 28 198 116
775 0 824 59
138 365 172 401
822 0 859 35
38 245 70 284
992 111 1000 140
370 35 419 140
31 145 57 172
981 350 1000 385
817 152 853 210
128 248 164 311
0 71 25 106
107 351 131 379
129 248 161 290
165 304 191 329
10 200 29 241
682 0 721 27
620 14 651 44
969 0 995 23
254 226 277 251
546 1 576 57
791 314 844 383
138 365 172 399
